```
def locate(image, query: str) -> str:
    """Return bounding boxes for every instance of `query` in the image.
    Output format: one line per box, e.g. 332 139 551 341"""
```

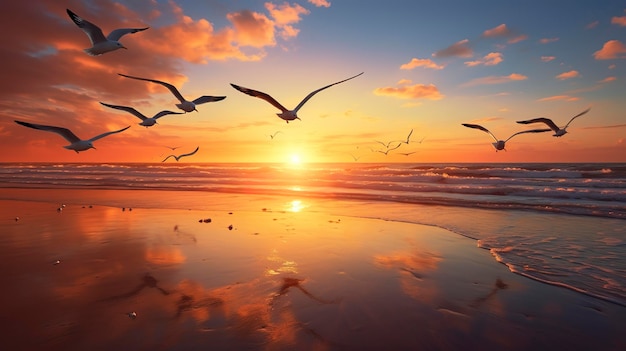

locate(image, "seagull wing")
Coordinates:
192 95 227 105
162 155 176 162
504 128 552 142
230 84 289 112
107 27 149 41
118 74 186 103
293 72 364 113
405 128 413 143
100 102 147 121
66 9 107 44
175 146 200 160
15 120 81 143
462 123 499 142
152 110 184 119
87 126 130 142
515 118 559 132
563 107 591 128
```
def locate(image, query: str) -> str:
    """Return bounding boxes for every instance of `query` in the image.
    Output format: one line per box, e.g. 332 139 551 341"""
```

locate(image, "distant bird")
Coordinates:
371 143 402 155
164 146 181 151
14 120 129 153
230 72 364 123
269 131 282 139
461 123 551 151
374 139 397 148
397 129 414 145
516 107 591 137
162 146 199 162
100 102 183 127
397 151 417 156
66 9 148 56
118 74 226 113
348 153 362 161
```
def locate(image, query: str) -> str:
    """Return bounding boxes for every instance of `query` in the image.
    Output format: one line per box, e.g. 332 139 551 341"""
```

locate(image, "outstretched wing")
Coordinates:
15 120 81 143
293 72 364 113
564 107 591 128
153 110 184 119
230 84 289 112
66 9 107 45
107 27 149 41
461 123 499 143
88 126 130 142
515 118 559 132
118 74 186 103
100 102 147 121
162 155 176 162
174 146 200 161
504 128 552 142
192 96 227 105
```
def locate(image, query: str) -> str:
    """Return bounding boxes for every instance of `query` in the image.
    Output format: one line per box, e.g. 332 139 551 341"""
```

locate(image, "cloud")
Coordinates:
265 2 310 40
432 39 472 58
539 37 559 44
537 95 579 102
507 34 528 44
594 40 626 59
400 58 444 70
374 80 444 100
308 0 331 7
612 13 626 26
464 52 503 67
586 21 599 29
598 76 617 83
541 56 556 62
556 70 580 80
462 73 527 87
482 24 527 44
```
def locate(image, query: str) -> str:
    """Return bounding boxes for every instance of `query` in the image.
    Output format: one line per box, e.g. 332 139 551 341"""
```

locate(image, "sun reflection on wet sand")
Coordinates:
1 195 625 351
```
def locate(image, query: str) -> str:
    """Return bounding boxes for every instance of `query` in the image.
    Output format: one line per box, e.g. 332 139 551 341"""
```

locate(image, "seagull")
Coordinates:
396 129 414 144
99 102 183 127
164 146 181 151
15 120 130 153
118 73 227 113
461 123 551 151
162 146 200 162
516 107 591 137
371 143 402 155
66 9 148 56
397 151 418 156
269 131 282 139
348 153 362 161
230 72 364 123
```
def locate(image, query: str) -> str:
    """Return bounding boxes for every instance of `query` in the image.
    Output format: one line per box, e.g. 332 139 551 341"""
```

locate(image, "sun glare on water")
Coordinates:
289 154 302 166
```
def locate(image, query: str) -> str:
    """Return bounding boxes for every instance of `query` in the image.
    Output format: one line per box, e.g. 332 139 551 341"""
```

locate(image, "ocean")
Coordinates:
1 162 624 307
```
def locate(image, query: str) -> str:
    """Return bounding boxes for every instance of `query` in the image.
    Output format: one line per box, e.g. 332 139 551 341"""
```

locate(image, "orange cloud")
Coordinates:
594 40 626 59
432 39 472 58
464 52 503 67
539 37 559 44
507 34 528 44
462 73 527 87
227 10 276 48
598 76 617 83
400 58 444 70
374 80 444 100
556 70 580 80
308 0 331 7
612 14 626 26
265 2 309 39
482 24 510 38
537 95 579 102
541 56 556 62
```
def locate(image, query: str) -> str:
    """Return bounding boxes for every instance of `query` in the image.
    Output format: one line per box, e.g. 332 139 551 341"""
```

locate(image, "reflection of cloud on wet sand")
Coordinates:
145 245 186 266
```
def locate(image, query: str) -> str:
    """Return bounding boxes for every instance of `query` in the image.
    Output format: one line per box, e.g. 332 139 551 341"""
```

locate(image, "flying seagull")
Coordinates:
118 73 226 113
162 146 200 162
230 72 364 123
461 123 551 151
371 143 402 155
15 120 129 153
516 107 591 137
66 9 149 56
99 102 183 127
269 131 282 139
396 129 414 145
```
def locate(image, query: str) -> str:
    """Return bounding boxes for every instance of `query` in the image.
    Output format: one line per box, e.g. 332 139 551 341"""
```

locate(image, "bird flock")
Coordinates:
13 9 592 162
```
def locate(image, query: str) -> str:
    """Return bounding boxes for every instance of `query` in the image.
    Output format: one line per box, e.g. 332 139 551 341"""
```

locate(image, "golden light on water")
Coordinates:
287 199 305 212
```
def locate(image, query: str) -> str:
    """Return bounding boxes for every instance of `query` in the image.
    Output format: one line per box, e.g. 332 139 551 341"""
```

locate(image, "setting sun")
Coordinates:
289 154 302 165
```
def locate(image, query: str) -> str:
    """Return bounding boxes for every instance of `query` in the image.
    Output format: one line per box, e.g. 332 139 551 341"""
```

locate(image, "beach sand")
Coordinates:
1 189 625 351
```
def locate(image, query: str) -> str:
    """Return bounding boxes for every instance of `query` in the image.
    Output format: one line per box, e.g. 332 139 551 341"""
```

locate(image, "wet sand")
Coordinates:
1 190 625 351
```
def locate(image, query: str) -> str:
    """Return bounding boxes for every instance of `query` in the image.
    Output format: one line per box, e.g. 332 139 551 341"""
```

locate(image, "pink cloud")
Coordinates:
612 15 626 26
482 24 510 38
374 80 444 100
598 76 617 83
462 73 527 87
432 39 472 58
400 58 444 70
541 56 556 62
556 70 580 80
507 34 528 44
539 37 559 44
464 52 503 67
594 40 626 59
586 21 599 29
308 0 331 7
537 95 579 102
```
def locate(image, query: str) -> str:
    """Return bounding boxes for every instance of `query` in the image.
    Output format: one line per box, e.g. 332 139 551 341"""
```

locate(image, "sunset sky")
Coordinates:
1 0 625 163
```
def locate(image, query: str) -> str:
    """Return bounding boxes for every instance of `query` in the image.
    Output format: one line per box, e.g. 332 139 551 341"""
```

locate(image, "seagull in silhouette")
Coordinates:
269 131 282 139
118 74 226 113
66 9 148 56
15 120 129 153
162 146 199 162
100 102 183 127
371 143 402 155
164 146 181 151
230 72 364 123
516 107 590 137
462 123 551 151
396 129 414 144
